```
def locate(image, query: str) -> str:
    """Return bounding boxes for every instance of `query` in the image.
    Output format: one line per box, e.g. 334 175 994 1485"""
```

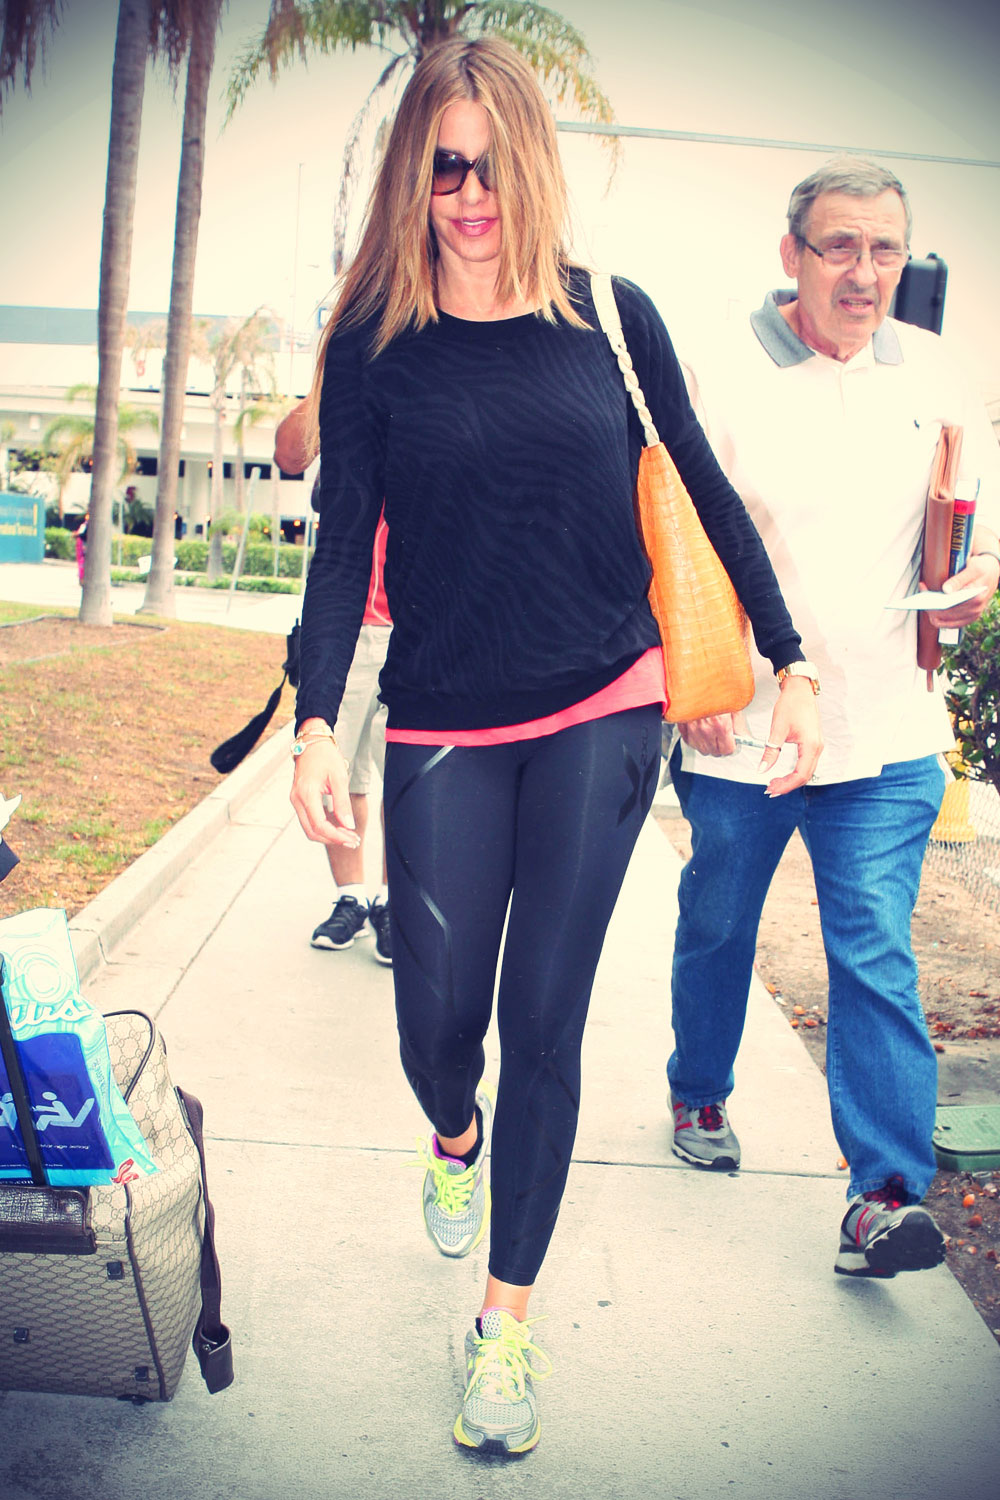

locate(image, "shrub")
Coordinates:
122 494 154 536
43 527 309 579
112 535 152 566
207 509 242 539
940 594 1000 796
175 539 210 571
44 527 76 561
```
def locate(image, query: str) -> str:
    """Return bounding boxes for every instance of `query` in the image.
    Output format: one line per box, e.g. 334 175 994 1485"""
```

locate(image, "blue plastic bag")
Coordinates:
0 908 157 1185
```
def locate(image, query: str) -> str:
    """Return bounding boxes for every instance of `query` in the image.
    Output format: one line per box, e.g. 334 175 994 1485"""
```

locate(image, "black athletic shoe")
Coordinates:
368 898 393 966
310 895 369 950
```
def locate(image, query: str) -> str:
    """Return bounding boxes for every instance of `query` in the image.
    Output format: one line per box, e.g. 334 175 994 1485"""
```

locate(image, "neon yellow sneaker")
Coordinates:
415 1082 495 1258
453 1308 553 1454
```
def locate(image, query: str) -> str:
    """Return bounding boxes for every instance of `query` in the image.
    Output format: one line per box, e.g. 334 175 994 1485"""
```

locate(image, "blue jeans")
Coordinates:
667 751 945 1203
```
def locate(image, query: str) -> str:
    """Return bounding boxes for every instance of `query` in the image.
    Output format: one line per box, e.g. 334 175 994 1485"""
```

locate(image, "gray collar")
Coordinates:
750 289 903 367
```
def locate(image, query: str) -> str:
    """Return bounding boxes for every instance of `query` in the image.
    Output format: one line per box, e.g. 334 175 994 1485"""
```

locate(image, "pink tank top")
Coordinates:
385 647 666 746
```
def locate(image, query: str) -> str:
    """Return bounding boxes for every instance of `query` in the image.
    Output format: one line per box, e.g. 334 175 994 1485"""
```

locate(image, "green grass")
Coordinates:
0 602 63 626
66 816 115 838
50 842 125 873
16 805 48 825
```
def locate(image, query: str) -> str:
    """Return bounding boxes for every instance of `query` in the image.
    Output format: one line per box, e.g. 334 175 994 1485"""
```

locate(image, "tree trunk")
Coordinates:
207 393 225 580
234 368 247 513
80 0 151 627
140 0 223 616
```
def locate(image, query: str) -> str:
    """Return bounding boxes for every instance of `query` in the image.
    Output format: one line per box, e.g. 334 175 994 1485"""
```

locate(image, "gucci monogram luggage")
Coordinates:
0 996 233 1402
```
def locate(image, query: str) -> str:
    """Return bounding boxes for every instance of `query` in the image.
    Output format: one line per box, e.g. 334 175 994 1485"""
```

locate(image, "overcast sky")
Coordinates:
2 0 998 383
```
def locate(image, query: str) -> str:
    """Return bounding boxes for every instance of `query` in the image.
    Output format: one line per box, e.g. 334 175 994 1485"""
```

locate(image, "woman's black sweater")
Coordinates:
297 270 801 732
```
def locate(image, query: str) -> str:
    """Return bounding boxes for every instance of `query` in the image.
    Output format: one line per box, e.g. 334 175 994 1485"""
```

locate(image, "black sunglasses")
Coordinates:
431 148 494 196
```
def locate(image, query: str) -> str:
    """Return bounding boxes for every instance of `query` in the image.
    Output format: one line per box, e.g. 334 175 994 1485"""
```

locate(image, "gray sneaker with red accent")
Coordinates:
670 1094 741 1170
835 1176 945 1278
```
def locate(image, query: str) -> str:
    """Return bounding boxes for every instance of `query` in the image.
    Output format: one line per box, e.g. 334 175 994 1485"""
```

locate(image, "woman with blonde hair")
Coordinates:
291 35 820 1454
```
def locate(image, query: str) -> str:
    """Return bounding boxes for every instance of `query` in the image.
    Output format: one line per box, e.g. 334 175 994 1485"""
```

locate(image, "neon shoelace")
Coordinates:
467 1316 553 1402
412 1136 476 1214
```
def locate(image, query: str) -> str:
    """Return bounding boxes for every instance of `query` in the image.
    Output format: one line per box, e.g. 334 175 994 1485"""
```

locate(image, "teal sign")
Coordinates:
0 491 44 563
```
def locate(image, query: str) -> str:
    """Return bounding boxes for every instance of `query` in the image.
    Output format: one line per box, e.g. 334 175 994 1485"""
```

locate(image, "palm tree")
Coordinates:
226 0 616 274
140 0 226 617
42 384 156 517
77 0 154 625
0 0 63 109
197 307 279 579
2 1 199 626
233 393 286 515
124 317 168 382
232 386 281 515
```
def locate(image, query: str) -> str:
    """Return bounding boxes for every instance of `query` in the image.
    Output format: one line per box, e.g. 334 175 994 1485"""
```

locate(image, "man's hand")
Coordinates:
925 550 1000 629
677 714 738 757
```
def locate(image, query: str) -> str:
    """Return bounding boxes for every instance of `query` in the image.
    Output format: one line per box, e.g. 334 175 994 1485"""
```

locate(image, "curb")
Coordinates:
69 722 293 983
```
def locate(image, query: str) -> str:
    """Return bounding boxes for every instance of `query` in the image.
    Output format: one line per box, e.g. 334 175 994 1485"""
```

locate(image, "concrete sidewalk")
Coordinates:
1 727 998 1499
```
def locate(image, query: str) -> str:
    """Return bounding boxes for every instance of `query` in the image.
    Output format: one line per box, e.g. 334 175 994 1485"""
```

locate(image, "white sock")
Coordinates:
374 883 389 907
336 883 367 906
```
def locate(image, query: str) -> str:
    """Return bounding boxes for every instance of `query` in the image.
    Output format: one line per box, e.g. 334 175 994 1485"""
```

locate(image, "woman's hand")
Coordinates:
758 677 823 796
289 723 360 849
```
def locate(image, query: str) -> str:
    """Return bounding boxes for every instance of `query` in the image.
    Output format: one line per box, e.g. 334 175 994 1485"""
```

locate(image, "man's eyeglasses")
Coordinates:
801 239 911 271
431 148 494 196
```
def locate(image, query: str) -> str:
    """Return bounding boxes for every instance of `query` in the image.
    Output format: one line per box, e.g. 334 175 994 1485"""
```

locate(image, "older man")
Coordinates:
667 158 1000 1279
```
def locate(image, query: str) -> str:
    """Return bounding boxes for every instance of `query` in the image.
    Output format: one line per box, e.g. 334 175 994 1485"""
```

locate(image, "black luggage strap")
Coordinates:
0 956 48 1186
176 1087 234 1393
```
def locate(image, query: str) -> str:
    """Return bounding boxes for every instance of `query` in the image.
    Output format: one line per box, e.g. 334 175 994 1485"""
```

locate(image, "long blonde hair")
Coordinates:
301 37 584 453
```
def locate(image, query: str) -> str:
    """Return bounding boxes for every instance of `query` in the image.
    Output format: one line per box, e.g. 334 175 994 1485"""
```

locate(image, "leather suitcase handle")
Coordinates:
0 1183 96 1254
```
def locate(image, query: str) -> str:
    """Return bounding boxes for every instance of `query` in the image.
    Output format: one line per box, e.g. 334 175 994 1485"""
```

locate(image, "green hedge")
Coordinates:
109 567 300 594
45 527 76 561
174 539 310 578
46 528 310 578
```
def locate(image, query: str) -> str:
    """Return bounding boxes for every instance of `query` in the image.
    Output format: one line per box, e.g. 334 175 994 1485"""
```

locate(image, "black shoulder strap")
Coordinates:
176 1087 234 1393
0 957 48 1186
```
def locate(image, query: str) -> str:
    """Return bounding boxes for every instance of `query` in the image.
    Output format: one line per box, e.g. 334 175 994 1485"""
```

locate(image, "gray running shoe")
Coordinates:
453 1308 552 1454
670 1094 741 1170
835 1176 945 1278
368 898 393 966
416 1083 495 1257
310 894 369 950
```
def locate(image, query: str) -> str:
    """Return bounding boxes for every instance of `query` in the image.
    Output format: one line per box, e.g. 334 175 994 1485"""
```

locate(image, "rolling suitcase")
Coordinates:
0 979 233 1403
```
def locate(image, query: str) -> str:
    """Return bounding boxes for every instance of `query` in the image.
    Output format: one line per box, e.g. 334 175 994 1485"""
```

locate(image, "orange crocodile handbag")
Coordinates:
591 273 754 723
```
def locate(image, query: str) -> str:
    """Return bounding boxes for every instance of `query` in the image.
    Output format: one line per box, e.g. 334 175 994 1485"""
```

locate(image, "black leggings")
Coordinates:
383 704 661 1285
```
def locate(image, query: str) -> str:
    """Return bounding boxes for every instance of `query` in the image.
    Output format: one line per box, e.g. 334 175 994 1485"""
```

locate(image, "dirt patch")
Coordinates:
655 804 1000 1346
0 608 294 918
0 614 153 668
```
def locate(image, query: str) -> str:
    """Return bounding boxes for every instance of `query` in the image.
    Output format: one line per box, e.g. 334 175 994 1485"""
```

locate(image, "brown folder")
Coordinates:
917 424 963 687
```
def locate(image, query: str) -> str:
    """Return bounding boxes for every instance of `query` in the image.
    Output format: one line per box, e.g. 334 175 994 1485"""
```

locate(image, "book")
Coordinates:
917 424 963 687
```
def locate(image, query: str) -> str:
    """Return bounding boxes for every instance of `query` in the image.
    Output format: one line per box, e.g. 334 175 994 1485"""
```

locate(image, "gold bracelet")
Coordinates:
291 729 338 759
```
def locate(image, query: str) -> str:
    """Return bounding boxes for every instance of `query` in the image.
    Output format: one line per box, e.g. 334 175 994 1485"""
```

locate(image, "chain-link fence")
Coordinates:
925 775 1000 913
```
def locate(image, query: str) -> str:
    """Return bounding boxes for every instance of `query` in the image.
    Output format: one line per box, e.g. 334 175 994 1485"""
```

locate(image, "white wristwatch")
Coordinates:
775 660 821 694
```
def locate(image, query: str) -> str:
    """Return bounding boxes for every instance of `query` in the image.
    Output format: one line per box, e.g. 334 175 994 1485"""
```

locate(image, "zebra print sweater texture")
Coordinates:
297 269 800 734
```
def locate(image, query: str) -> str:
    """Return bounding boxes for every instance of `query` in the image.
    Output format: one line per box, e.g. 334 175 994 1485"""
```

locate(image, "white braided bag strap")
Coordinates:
590 271 660 448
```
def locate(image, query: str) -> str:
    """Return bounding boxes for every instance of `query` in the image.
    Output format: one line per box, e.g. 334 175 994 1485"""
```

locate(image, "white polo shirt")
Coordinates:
677 291 1000 785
